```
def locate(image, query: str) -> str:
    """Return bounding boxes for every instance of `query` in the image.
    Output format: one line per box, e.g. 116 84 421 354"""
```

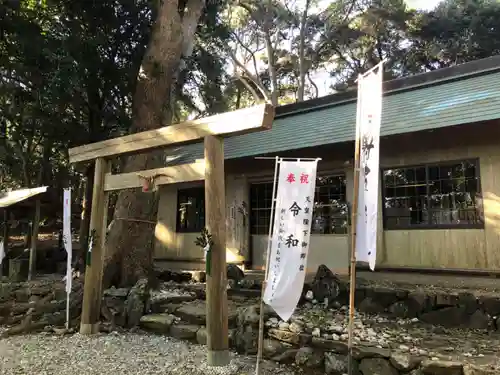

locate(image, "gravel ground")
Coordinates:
0 331 299 375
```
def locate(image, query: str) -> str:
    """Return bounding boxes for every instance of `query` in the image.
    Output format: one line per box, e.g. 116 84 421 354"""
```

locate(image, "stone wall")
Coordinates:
326 284 498 331
0 279 83 335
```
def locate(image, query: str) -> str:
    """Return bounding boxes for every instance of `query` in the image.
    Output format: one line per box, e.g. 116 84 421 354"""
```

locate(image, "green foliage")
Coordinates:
1 0 500 195
194 228 214 249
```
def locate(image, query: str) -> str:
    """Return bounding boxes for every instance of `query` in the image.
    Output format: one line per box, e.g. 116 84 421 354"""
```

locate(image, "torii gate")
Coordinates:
68 104 274 366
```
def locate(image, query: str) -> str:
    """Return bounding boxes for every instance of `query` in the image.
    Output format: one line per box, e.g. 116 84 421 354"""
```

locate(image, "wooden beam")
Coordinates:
80 157 108 335
69 104 275 163
1 209 8 277
103 161 205 192
204 135 229 366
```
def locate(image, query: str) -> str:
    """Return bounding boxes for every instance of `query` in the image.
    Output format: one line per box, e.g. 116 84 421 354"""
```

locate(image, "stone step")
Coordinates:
153 300 240 328
139 313 236 345
151 277 500 331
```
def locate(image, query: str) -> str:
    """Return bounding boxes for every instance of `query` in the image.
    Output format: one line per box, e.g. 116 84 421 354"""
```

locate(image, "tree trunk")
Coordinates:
297 0 311 102
103 0 207 288
78 164 94 272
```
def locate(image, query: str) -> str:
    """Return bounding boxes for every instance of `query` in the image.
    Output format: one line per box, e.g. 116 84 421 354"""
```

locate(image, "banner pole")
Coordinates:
66 290 70 329
348 75 363 375
63 188 72 331
255 156 280 375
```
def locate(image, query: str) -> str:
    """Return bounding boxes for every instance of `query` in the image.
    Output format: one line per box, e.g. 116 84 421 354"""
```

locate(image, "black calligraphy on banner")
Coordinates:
285 234 299 248
297 195 312 272
289 202 301 216
271 208 287 297
361 114 375 223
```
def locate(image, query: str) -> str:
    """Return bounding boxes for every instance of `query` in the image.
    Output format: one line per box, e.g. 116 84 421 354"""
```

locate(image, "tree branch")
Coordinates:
227 49 270 100
234 73 262 103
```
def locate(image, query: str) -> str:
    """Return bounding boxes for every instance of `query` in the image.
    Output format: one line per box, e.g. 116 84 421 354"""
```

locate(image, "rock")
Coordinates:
227 264 244 282
312 327 320 337
468 310 490 329
262 339 286 358
169 324 199 340
458 293 478 314
289 321 304 334
14 289 31 302
268 329 300 345
295 347 324 369
272 349 298 364
237 304 273 327
420 306 469 328
139 313 175 333
196 326 234 346
196 326 207 345
359 297 386 314
359 358 398 375
190 271 206 283
353 346 391 360
150 290 196 305
463 364 497 375
389 301 410 318
239 279 258 289
310 265 341 303
278 322 289 330
324 352 348 375
435 293 459 307
305 290 314 300
407 291 429 317
156 270 173 282
103 287 129 298
390 353 421 372
0 284 16 302
169 272 192 283
367 287 401 308
479 296 500 316
311 337 348 354
421 360 463 375
234 324 258 354
175 302 207 325
124 278 148 328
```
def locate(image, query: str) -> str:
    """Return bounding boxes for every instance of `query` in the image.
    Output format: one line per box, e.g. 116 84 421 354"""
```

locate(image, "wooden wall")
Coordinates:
375 128 500 271
153 121 500 273
154 178 249 270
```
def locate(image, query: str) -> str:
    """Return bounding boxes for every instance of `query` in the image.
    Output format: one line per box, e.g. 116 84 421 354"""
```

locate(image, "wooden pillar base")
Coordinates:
207 349 230 367
80 323 99 335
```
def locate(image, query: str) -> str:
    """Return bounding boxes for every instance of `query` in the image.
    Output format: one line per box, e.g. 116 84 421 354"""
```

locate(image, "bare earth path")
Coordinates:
0 331 300 375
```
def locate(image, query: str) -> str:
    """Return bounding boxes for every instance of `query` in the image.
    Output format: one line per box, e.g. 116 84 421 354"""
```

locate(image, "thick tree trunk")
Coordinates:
297 0 311 102
78 165 94 272
103 0 206 288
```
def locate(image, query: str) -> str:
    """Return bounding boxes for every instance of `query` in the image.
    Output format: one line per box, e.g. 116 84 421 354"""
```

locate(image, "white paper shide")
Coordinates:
263 160 318 321
355 64 383 271
63 189 72 293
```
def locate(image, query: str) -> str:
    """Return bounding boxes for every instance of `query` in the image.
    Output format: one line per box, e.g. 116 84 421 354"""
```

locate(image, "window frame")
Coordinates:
381 158 484 231
248 172 349 236
176 186 205 233
249 181 274 236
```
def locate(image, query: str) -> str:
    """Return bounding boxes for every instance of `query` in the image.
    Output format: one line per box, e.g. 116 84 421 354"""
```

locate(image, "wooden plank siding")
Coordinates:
153 121 500 273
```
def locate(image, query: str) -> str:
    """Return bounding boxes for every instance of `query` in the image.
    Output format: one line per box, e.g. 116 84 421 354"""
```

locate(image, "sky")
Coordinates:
311 0 443 97
405 0 441 10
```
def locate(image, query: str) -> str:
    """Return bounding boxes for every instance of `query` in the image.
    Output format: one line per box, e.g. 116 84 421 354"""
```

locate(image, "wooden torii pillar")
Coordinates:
68 104 274 366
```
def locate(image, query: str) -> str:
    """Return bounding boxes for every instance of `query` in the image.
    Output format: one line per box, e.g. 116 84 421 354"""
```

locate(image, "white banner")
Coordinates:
263 160 318 321
0 240 4 265
355 63 383 271
63 189 72 293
